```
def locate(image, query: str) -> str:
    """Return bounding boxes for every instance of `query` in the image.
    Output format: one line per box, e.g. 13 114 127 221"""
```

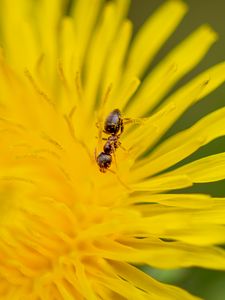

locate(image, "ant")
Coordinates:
95 109 127 173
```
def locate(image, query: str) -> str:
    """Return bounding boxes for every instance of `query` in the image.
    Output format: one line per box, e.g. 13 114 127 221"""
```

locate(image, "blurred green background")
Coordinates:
129 1 225 299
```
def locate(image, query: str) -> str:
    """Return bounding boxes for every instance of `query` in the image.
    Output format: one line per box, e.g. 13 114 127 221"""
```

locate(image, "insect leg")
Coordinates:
119 143 130 153
108 169 132 191
123 117 147 126
94 148 98 163
112 150 118 169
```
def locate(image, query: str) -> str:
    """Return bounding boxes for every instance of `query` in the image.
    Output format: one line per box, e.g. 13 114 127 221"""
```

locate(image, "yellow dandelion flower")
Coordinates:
0 0 225 299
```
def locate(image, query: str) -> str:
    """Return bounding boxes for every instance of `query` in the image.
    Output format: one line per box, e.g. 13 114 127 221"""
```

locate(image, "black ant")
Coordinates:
95 109 127 173
95 107 145 173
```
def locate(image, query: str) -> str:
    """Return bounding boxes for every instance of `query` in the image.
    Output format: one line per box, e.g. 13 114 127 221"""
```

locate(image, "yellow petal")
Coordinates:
127 193 213 209
0 0 38 71
124 62 225 163
125 0 187 77
71 0 103 68
95 275 148 300
110 261 200 300
150 107 225 160
54 278 77 300
59 17 79 84
127 25 217 116
146 217 225 246
163 152 225 183
131 175 192 192
100 237 225 270
131 106 225 180
134 202 225 226
90 209 225 246
164 225 225 246
191 203 225 224
36 0 65 84
82 2 127 118
156 61 225 139
74 259 98 300
101 19 133 111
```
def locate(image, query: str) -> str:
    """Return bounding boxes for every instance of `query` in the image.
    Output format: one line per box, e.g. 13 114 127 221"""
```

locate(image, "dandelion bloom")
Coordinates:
1 0 225 299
